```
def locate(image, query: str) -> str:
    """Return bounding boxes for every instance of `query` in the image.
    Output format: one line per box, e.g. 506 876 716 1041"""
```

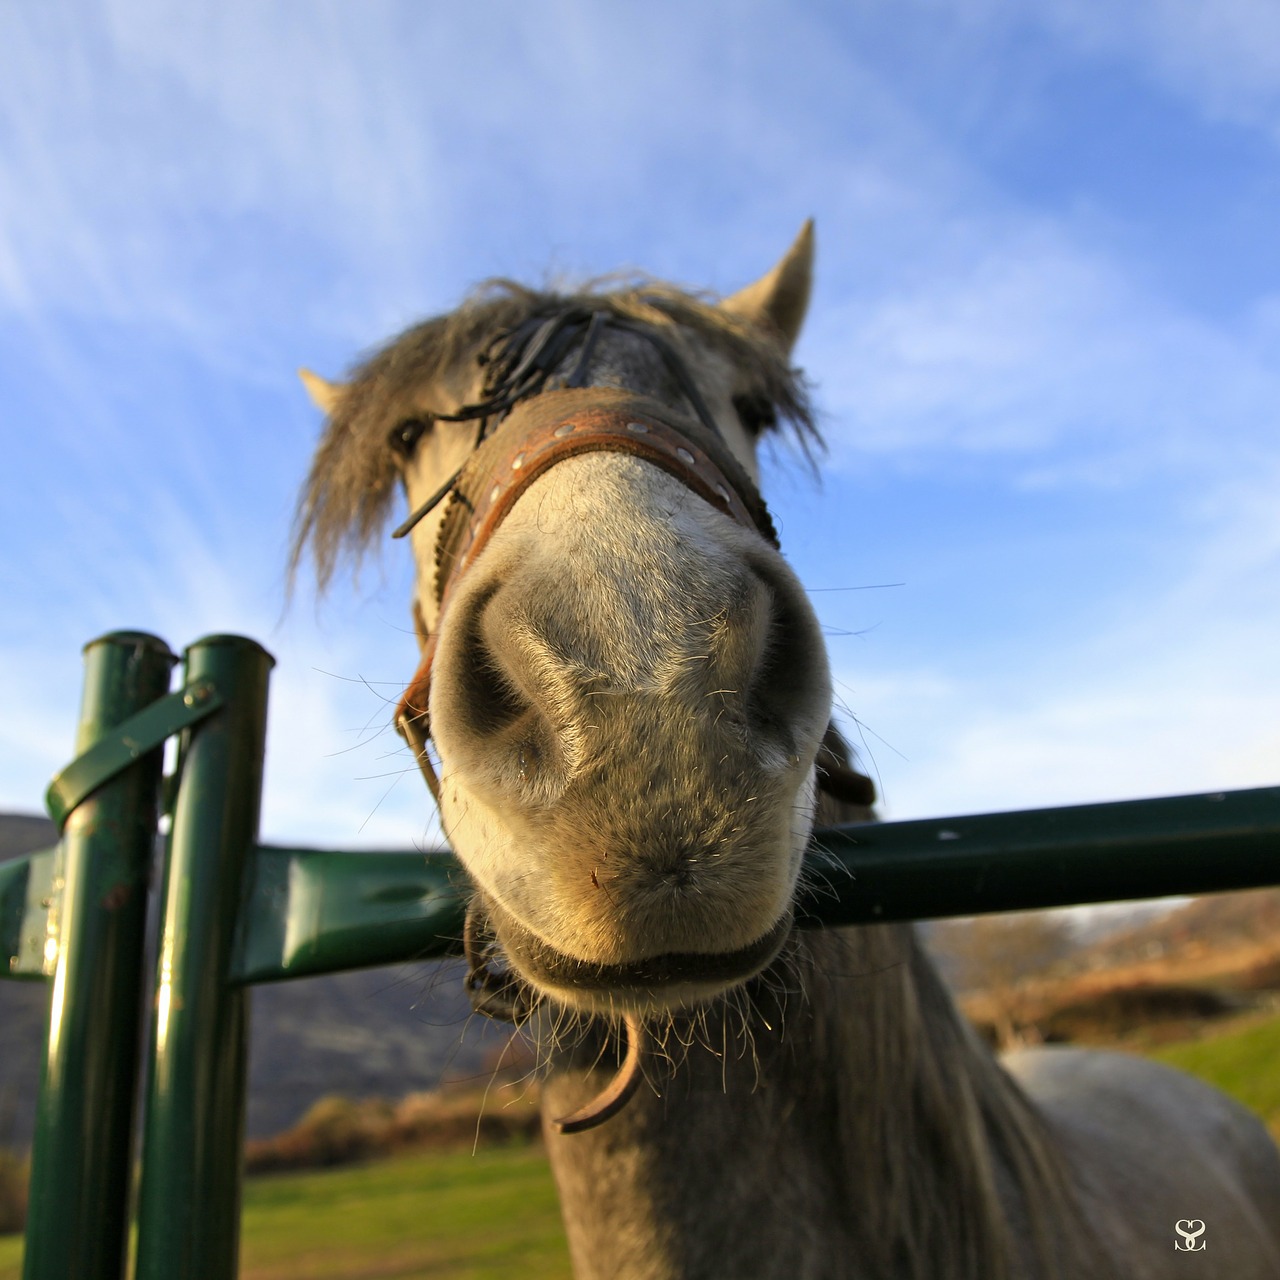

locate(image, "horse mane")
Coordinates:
781 926 1106 1279
291 279 819 593
798 740 1104 1280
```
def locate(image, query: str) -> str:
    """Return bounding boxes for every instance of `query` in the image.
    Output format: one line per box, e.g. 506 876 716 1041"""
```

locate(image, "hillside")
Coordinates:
930 880 1280 1057
1070 886 1280 976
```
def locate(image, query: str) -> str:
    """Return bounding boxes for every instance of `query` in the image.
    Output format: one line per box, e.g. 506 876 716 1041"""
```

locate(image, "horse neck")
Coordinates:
540 924 1094 1280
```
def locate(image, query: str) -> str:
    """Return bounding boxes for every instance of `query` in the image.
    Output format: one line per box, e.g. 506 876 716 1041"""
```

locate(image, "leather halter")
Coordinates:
387 308 874 1137
393 384 779 803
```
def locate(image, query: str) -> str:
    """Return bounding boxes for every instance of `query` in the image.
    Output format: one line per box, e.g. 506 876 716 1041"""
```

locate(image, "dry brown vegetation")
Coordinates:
933 888 1280 1051
930 910 1078 1045
244 1079 544 1175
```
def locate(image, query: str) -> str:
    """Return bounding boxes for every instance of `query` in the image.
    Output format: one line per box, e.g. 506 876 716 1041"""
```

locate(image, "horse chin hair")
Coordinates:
485 894 793 1018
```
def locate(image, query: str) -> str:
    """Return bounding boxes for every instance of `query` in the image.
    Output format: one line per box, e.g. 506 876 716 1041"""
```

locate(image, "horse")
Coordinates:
292 225 1280 1279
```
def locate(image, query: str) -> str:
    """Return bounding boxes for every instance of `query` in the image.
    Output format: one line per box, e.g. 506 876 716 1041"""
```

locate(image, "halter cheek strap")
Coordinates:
397 638 440 803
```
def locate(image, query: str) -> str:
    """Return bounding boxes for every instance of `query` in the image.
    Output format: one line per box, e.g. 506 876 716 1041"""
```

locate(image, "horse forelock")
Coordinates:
289 278 818 593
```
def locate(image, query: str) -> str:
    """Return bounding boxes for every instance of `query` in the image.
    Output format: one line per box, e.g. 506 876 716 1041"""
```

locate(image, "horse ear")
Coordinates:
720 220 814 353
298 367 345 416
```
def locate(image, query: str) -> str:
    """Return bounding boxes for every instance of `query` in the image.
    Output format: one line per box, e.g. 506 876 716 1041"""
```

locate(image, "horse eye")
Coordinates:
389 417 432 458
732 393 777 437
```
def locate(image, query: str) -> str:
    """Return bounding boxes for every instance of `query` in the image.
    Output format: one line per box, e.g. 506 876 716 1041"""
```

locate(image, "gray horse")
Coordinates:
294 226 1280 1279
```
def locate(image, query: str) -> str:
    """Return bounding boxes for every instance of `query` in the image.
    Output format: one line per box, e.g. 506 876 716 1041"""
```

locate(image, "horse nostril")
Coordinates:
746 571 829 757
452 589 529 739
438 584 570 799
465 650 529 741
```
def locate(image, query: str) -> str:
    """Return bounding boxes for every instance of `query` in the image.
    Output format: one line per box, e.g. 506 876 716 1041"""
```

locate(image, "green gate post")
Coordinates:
132 635 274 1280
22 632 176 1280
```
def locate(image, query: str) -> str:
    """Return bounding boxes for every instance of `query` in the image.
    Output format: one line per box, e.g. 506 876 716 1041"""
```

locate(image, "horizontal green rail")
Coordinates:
231 846 469 982
229 785 1280 979
798 784 1280 927
7 785 1280 986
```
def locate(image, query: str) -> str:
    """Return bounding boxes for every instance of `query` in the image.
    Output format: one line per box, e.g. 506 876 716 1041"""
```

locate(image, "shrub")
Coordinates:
244 1083 542 1176
1040 983 1241 1043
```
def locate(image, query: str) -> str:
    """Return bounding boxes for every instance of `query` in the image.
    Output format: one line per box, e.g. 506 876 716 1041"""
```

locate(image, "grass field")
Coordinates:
0 1144 570 1280
2 1012 1277 1278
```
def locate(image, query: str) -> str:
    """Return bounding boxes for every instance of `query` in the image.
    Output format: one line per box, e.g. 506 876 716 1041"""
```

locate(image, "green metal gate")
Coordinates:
2 630 1278 1279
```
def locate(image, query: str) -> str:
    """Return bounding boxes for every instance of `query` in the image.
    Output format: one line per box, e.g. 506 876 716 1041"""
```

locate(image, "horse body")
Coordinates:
295 226 1280 1277
543 928 1280 1279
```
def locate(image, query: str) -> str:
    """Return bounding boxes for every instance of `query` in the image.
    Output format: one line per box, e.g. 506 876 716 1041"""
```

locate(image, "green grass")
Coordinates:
238 1145 568 1279
0 1233 18 1280
0 1144 570 1280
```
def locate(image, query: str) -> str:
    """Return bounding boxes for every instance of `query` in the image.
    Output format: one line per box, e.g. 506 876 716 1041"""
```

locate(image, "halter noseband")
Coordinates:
391 309 779 802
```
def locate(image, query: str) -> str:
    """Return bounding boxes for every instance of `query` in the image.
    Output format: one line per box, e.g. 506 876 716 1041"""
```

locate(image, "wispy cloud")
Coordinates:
810 220 1280 481
843 628 1280 821
1026 0 1280 139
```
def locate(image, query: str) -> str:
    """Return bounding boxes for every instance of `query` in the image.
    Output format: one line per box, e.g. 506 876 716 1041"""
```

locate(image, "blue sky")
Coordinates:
2 1 1277 848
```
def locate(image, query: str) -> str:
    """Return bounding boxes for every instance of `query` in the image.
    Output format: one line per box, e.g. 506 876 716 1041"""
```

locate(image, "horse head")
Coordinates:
295 225 849 1027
